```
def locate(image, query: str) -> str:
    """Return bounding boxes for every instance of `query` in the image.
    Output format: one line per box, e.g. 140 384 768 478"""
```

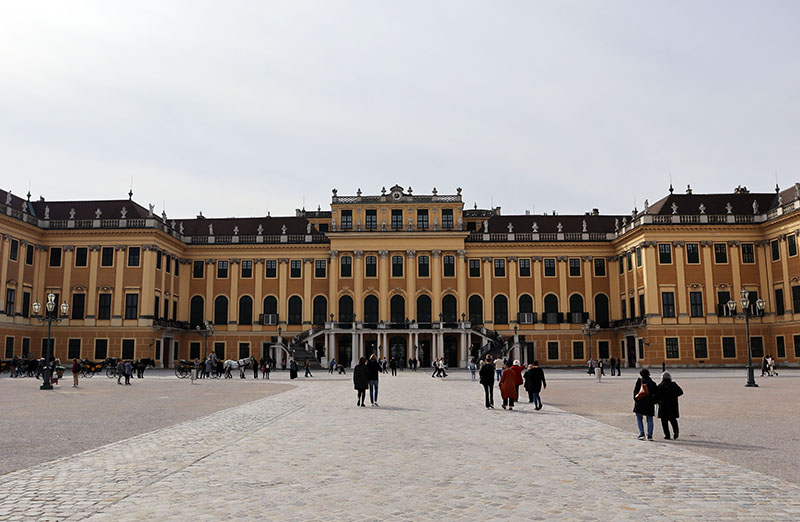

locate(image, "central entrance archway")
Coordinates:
338 337 352 367
389 336 406 364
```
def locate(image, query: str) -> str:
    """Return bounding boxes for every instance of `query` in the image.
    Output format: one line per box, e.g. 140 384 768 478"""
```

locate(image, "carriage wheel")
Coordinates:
106 367 116 378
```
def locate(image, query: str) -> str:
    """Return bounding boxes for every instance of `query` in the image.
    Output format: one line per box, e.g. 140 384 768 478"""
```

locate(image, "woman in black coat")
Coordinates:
353 357 369 407
633 368 658 440
523 361 546 410
656 371 684 440
479 356 496 409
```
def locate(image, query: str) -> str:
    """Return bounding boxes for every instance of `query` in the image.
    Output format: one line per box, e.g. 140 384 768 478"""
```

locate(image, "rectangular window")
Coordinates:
21 337 30 357
154 295 160 319
49 247 62 267
594 258 605 277
519 259 531 277
469 259 480 277
693 337 708 359
166 255 171 273
22 291 30 318
714 243 728 264
101 247 114 267
418 256 430 277
365 256 377 277
639 294 645 317
75 247 88 267
568 258 580 277
619 258 624 274
686 243 700 264
71 294 85 320
124 293 138 320
658 244 672 264
265 260 277 278
4 336 13 358
193 260 204 278
9 239 18 261
771 240 780 261
340 209 352 229
391 209 403 229
665 337 679 359
794 335 800 358
175 260 179 277
598 341 609 359
741 243 755 264
572 341 584 360
214 342 225 360
290 260 301 278
40 338 54 357
68 338 81 359
722 336 736 358
789 235 798 257
750 336 764 358
238 342 250 359
775 288 785 316
443 255 455 277
689 291 703 317
98 294 112 320
217 260 229 279
25 244 34 265
5 289 15 316
544 258 556 277
776 336 786 358
156 251 162 270
190 342 201 360
494 259 505 277
717 291 731 316
636 247 642 267
627 252 633 271
340 256 352 277
391 256 403 277
241 260 253 278
164 298 169 320
792 286 800 313
442 209 454 228
128 247 140 267
547 341 559 360
365 209 377 229
620 299 626 320
315 260 326 278
417 209 429 229
122 339 135 359
94 339 108 360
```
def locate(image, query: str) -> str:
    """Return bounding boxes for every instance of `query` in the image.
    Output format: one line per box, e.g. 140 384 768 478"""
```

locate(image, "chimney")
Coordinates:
525 210 530 215
592 208 599 216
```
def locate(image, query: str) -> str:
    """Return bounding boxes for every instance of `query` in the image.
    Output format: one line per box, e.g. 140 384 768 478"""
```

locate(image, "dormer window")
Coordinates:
417 209 429 229
341 210 353 230
391 209 403 229
442 209 454 228
366 209 377 229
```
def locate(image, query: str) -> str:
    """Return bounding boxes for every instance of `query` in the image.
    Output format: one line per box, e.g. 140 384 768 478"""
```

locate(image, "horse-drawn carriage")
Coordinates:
80 359 106 378
175 359 198 379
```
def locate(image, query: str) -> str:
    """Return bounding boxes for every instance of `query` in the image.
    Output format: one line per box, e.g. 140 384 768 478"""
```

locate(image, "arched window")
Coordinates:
544 294 559 313
364 295 379 324
469 295 483 324
442 294 457 323
288 296 302 325
594 294 609 327
569 294 584 313
190 296 204 329
214 296 228 325
416 294 432 323
313 296 327 325
338 295 354 323
238 296 253 325
493 295 508 324
390 295 405 324
263 296 277 315
519 295 533 314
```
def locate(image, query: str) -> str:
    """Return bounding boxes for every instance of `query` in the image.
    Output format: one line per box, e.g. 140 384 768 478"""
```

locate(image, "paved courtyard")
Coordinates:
2 369 800 520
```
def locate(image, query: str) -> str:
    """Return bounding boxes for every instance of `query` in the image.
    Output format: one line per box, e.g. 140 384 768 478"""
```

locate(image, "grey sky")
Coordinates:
1 1 798 219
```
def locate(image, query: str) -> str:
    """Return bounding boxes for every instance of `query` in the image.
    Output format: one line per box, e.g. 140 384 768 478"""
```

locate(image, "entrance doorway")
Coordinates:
389 336 406 364
418 339 431 367
443 335 458 366
365 338 378 358
338 338 352 367
626 335 637 367
162 338 173 368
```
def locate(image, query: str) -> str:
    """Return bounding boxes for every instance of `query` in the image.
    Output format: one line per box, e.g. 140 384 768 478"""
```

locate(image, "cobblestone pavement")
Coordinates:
2 372 800 521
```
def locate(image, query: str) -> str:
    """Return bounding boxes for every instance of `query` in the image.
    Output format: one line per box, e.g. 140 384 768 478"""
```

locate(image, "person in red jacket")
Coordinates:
500 362 519 410
509 359 524 399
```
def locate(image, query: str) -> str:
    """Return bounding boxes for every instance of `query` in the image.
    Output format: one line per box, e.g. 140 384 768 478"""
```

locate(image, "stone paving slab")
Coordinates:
1 373 799 520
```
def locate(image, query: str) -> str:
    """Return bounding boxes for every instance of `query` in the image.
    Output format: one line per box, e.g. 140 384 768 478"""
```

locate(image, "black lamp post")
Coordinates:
727 288 766 388
32 292 69 390
581 319 601 361
196 320 214 357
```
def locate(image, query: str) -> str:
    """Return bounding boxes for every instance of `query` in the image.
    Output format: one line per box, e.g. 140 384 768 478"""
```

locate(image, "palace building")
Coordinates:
2 183 800 369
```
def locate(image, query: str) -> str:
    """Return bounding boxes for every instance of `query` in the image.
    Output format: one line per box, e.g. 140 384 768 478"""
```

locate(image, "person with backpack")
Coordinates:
633 368 657 440
468 359 477 380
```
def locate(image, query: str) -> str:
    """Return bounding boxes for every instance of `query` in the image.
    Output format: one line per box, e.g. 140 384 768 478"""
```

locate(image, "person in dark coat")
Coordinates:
523 361 546 410
479 355 495 409
289 358 298 380
366 354 381 406
633 368 657 440
615 357 621 376
656 371 683 440
353 357 368 407
609 357 616 376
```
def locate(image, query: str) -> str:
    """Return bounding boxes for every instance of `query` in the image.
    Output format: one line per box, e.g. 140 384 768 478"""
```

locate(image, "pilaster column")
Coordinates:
406 250 416 319
460 331 467 367
431 250 442 320
508 256 518 323
779 237 791 314
278 258 288 325
456 250 467 320
608 256 620 319
0 235 9 313
729 242 742 302
254 259 264 327
61 246 75 314
229 258 240 328
205 259 215 320
641 245 658 321
328 250 339 320
622 251 631 319
557 256 568 320
378 250 389 322
351 329 357 368
757 242 772 313
178 259 189 320
700 241 715 317
15 241 27 317
112 246 127 321
532 257 543 318
631 250 639 317
302 258 313 325
86 246 100 321
482 257 492 324
582 256 593 319
673 242 688 322
353 251 364 319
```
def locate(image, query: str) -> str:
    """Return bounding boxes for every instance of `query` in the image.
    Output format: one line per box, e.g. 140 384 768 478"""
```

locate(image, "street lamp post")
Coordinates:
581 319 601 361
727 288 766 388
32 292 69 390
196 320 215 358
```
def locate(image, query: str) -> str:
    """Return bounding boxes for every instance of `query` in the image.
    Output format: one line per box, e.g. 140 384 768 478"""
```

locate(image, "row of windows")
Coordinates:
545 340 611 361
664 335 792 360
659 289 774 318
618 241 790 272
3 336 137 360
339 208 455 230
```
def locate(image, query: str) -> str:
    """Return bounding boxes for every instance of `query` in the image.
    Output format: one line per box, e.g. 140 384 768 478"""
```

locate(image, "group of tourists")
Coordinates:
632 368 684 440
761 356 778 376
431 358 448 378
477 356 547 411
588 357 623 377
352 354 383 407
114 359 134 385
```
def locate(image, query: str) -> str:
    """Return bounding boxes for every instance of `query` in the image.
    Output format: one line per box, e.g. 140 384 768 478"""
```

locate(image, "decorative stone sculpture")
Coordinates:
307 222 312 234
332 188 337 196
671 202 678 214
281 224 287 235
233 226 239 235
179 222 184 234
44 206 50 219
257 224 263 235
357 188 362 197
121 207 128 218
557 222 563 233
507 222 513 233
753 200 759 214
614 218 619 230
725 202 733 214
483 219 489 233
699 203 706 214
148 203 154 216
457 187 462 195
532 221 538 232
457 217 463 230
69 208 76 219
5 191 11 205
95 208 102 219
643 199 649 213
208 223 214 235
432 187 438 196
582 219 587 233
381 186 386 195
778 193 784 206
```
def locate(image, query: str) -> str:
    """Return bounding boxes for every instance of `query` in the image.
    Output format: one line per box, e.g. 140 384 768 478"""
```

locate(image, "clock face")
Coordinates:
392 191 401 200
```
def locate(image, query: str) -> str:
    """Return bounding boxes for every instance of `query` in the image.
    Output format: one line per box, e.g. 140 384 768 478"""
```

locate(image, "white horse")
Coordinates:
223 357 254 379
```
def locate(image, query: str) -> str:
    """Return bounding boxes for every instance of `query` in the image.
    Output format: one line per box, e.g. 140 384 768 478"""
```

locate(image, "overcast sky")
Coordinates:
1 1 798 219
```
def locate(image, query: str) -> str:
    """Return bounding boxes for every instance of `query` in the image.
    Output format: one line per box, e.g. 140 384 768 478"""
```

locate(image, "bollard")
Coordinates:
191 368 197 384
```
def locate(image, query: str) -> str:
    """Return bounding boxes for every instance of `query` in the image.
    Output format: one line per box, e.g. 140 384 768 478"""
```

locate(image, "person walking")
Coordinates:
523 361 546 409
633 368 657 440
494 356 504 382
253 358 259 379
599 359 605 376
366 354 381 406
329 358 336 374
431 358 440 378
610 357 616 376
304 358 313 378
116 359 124 385
71 358 80 388
656 371 683 440
468 359 477 381
390 357 397 376
124 360 133 385
499 361 518 410
479 355 495 409
615 357 621 376
510 359 524 397
289 358 298 380
353 357 368 407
